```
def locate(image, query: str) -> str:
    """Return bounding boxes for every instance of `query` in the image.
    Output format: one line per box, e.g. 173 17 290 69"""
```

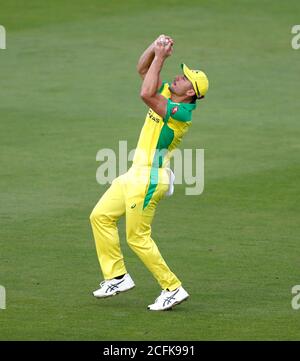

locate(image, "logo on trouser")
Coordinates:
0 285 6 310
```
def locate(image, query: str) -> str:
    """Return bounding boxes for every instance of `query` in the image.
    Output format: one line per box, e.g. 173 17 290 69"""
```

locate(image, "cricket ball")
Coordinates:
158 36 169 46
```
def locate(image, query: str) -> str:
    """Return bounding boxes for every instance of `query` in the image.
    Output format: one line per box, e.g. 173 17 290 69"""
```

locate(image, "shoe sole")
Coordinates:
148 295 189 311
93 284 135 299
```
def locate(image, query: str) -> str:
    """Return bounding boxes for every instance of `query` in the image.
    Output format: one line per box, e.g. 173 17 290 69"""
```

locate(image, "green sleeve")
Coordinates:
163 99 192 123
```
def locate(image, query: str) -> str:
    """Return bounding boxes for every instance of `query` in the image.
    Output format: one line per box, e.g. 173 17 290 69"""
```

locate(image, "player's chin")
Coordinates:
169 85 175 93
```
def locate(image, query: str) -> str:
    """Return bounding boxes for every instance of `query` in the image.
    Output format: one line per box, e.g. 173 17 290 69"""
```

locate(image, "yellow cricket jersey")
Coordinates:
132 81 197 208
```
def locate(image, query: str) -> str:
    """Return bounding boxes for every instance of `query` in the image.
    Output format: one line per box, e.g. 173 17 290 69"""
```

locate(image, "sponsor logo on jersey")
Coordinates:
147 109 160 123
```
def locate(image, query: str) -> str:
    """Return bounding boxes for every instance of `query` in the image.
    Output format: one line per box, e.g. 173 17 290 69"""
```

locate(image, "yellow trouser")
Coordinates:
89 166 181 291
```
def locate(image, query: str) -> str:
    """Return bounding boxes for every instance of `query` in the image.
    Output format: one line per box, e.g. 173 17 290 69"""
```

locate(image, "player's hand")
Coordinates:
154 34 174 47
154 40 173 59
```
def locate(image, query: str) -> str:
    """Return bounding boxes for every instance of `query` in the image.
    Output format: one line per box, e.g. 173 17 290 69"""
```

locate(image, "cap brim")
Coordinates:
181 63 200 97
181 63 191 77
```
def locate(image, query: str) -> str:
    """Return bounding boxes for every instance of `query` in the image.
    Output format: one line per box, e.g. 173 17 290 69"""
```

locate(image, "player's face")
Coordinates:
170 74 194 96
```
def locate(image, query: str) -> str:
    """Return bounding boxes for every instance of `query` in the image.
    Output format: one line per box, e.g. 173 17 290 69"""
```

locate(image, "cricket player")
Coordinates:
90 35 209 311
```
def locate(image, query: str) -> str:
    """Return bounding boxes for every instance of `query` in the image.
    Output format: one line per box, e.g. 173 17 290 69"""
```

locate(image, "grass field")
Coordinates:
0 0 300 340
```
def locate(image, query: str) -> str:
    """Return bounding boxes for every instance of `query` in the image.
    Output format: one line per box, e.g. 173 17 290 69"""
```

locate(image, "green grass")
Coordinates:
0 0 300 340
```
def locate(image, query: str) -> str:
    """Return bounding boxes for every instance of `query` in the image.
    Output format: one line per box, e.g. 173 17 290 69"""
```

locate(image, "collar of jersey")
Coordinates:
170 100 197 110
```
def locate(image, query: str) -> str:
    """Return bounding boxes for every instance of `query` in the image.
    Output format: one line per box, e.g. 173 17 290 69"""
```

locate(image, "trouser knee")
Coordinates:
90 209 111 227
89 209 98 224
127 235 150 252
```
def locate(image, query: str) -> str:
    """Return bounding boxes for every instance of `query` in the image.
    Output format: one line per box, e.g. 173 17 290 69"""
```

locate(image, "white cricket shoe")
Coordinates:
147 286 189 311
93 273 135 298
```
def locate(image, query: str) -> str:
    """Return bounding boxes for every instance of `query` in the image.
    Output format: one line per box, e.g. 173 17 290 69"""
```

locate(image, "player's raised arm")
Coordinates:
137 35 174 85
137 41 155 79
140 39 173 118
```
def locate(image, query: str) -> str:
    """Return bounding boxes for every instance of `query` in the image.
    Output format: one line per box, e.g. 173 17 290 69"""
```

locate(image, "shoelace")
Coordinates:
155 289 180 307
154 290 168 303
100 280 108 288
163 290 179 307
99 280 117 294
100 278 125 293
